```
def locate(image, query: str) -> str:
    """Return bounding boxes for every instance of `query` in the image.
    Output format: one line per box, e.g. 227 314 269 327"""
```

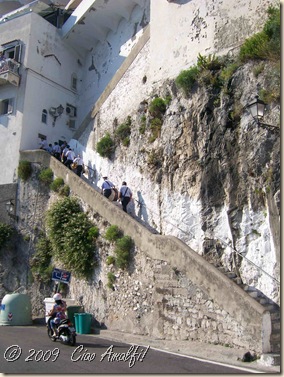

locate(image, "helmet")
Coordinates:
53 293 62 301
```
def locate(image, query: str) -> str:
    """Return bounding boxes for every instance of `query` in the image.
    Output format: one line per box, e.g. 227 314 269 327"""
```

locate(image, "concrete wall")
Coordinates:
20 150 272 353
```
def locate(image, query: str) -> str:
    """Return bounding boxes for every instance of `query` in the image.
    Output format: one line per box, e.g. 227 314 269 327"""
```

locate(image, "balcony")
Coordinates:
0 58 20 86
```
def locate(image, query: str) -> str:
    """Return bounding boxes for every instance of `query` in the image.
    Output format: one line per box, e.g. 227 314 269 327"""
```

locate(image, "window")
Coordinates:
71 73 77 90
1 40 21 62
0 98 13 115
41 109 47 124
68 119 76 129
38 133 46 140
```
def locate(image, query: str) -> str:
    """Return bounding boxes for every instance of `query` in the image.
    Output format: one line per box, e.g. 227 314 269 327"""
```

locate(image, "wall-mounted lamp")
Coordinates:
246 95 266 125
246 95 279 131
5 200 18 221
49 104 64 126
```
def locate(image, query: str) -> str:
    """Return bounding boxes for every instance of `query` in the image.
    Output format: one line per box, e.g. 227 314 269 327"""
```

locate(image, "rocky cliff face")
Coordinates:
73 56 280 304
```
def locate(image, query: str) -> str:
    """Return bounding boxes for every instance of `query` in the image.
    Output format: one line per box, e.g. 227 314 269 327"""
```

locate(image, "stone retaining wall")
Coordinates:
19 150 272 353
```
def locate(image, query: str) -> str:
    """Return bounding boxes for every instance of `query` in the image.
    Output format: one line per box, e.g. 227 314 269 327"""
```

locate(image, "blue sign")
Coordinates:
52 268 71 284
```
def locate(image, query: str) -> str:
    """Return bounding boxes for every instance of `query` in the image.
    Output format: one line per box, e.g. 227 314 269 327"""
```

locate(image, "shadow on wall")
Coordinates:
137 191 148 223
86 160 98 186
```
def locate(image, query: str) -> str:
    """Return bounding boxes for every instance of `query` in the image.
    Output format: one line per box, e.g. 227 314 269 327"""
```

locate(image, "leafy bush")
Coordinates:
149 98 167 118
107 272 116 289
115 116 131 147
114 236 133 269
96 133 115 158
50 177 64 192
45 197 96 279
104 225 122 242
18 160 32 181
175 66 199 96
0 223 14 250
39 168 53 184
240 6 280 62
30 236 53 283
88 226 100 240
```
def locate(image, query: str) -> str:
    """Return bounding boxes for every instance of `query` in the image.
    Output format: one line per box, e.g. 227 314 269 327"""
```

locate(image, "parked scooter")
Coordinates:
47 316 76 346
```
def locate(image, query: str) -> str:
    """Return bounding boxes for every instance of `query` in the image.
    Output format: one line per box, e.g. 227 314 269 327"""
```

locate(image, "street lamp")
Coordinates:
246 95 266 125
245 95 279 131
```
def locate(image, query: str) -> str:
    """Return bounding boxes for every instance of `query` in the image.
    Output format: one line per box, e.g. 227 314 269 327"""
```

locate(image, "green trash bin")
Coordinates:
74 313 80 333
77 313 92 334
67 306 83 326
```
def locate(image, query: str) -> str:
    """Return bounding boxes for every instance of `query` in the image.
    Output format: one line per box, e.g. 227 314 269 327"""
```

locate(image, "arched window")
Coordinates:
71 73 77 90
41 109 47 124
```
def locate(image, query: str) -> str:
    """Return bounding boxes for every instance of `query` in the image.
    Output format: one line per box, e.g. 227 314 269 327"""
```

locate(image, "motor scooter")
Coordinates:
47 316 76 346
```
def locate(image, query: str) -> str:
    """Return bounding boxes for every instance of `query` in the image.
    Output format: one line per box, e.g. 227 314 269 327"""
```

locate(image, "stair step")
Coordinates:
270 332 281 342
263 303 277 311
242 285 256 292
270 311 281 321
258 353 281 366
224 272 237 278
257 297 268 305
232 277 242 285
248 291 258 298
271 321 280 331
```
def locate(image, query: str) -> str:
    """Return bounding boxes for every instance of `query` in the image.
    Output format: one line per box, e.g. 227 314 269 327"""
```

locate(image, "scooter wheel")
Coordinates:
70 334 76 346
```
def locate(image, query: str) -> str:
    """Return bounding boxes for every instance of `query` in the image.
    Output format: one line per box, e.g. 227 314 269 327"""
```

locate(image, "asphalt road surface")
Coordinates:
0 326 252 374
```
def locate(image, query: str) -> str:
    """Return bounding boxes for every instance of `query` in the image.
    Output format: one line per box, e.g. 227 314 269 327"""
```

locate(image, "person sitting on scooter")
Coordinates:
48 293 67 337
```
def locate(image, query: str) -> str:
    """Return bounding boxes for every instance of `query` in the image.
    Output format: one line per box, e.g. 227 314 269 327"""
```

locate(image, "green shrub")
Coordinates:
197 53 222 71
107 272 116 289
149 118 163 143
45 197 96 279
114 236 133 269
50 177 64 192
59 184 70 197
175 66 199 96
106 255 116 265
115 116 131 147
39 168 53 184
219 62 241 85
239 32 269 62
104 225 122 242
0 223 14 250
96 133 115 158
18 160 32 181
240 6 280 62
139 115 147 134
88 226 100 240
30 236 53 283
149 98 167 118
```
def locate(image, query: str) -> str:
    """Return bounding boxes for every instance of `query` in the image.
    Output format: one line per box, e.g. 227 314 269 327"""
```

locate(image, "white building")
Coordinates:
0 0 150 184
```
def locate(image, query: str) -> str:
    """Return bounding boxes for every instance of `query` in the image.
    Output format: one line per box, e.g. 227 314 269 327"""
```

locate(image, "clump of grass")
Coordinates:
39 168 53 184
18 160 32 181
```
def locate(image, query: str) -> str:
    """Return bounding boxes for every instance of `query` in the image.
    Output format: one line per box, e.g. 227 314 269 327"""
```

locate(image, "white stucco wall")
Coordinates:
149 0 279 83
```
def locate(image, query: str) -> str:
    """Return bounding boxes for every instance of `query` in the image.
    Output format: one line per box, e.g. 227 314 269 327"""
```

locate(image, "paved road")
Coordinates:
0 326 252 374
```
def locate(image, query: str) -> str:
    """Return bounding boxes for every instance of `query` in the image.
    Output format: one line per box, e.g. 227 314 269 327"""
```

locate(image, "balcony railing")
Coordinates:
0 57 20 86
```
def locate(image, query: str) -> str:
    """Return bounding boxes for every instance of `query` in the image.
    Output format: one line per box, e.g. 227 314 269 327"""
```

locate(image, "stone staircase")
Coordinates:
152 260 280 365
216 265 280 365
